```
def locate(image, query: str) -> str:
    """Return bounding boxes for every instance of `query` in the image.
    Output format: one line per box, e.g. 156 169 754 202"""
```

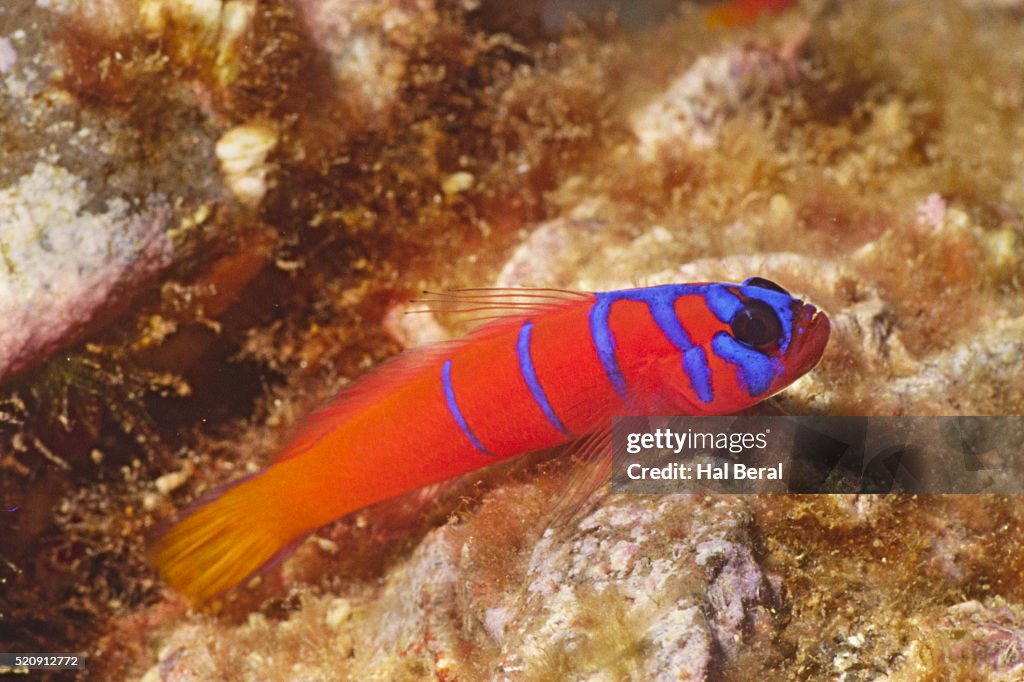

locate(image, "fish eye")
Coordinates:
730 300 783 347
743 277 789 295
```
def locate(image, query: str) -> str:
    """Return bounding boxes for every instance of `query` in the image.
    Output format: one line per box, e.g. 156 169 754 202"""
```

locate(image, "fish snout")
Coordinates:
789 303 830 376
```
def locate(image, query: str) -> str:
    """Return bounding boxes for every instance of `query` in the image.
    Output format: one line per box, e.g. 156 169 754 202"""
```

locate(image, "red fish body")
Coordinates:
705 0 797 29
153 279 830 602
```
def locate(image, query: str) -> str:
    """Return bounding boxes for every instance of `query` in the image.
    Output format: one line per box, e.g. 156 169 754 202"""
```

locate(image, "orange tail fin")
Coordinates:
150 474 297 603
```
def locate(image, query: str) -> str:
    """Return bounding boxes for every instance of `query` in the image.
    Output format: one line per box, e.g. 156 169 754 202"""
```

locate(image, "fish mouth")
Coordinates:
790 304 831 376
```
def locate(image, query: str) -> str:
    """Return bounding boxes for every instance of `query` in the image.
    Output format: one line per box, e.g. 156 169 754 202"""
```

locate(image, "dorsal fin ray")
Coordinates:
408 287 592 326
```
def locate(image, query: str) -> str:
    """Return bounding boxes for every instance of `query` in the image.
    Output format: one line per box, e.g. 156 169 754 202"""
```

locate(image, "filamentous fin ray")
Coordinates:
412 286 591 317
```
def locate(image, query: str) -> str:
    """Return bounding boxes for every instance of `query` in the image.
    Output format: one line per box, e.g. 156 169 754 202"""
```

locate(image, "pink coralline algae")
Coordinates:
943 599 1024 679
492 495 778 679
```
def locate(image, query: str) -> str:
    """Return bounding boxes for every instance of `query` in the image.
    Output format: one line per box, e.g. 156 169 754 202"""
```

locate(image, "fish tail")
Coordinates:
150 473 297 603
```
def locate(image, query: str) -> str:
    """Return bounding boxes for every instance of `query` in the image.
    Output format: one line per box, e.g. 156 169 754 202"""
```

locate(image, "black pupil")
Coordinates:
730 301 782 347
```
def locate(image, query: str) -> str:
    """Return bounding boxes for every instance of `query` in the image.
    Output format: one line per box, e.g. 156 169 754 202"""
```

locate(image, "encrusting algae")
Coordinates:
0 0 1023 680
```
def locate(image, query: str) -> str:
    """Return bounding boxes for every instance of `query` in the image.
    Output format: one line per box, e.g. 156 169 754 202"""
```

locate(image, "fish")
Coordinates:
151 278 830 602
705 0 797 29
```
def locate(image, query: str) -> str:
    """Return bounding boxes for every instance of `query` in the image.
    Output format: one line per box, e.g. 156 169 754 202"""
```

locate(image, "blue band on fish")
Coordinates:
592 286 715 404
640 287 714 403
704 286 742 323
682 346 713 403
516 321 572 437
589 293 628 399
442 359 495 456
711 332 777 397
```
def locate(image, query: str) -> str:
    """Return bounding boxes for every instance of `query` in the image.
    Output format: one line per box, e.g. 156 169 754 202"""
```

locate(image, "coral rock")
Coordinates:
0 163 172 383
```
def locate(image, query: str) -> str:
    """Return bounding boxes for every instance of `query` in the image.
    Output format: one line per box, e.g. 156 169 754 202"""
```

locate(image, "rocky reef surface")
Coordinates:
1 0 1023 680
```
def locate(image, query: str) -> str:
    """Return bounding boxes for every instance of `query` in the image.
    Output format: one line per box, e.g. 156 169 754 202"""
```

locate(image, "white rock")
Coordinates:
215 123 278 208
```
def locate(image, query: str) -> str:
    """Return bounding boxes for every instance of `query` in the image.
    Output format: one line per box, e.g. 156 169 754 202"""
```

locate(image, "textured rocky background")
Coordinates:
1 0 1023 680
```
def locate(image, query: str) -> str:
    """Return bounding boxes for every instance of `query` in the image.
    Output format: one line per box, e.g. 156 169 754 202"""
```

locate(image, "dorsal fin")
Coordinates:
273 288 594 464
409 287 592 326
